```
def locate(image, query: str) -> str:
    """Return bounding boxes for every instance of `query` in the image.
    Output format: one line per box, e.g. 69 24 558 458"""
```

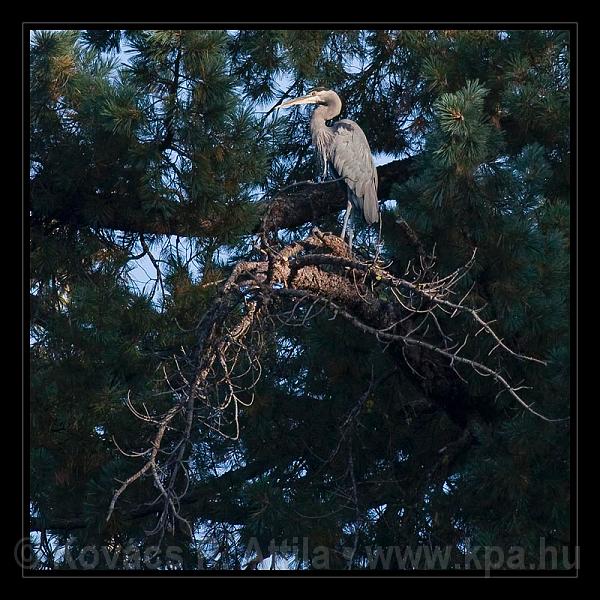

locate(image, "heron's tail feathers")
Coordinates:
363 186 380 225
350 186 379 225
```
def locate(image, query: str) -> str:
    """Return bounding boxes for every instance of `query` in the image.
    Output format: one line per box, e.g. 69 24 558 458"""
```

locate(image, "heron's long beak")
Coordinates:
277 95 319 109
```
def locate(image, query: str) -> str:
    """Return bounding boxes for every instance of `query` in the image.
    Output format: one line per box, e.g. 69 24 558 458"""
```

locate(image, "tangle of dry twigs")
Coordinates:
107 224 565 543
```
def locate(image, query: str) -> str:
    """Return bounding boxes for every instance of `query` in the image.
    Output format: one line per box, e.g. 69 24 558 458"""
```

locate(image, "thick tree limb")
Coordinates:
30 157 416 238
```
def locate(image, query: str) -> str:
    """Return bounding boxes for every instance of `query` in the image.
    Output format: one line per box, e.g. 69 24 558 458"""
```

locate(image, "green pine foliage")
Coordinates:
29 29 571 571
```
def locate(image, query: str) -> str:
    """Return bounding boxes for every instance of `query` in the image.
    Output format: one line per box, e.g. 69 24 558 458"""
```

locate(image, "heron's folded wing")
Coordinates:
330 120 379 224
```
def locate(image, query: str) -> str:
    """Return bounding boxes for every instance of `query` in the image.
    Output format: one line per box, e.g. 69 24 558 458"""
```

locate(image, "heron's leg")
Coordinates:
347 227 354 254
340 199 352 240
317 159 328 183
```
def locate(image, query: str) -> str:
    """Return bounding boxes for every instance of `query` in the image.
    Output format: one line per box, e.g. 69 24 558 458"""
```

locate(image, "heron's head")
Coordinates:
278 88 341 112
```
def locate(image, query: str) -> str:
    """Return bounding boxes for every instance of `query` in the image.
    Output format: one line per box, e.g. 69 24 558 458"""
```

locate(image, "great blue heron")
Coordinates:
278 89 379 243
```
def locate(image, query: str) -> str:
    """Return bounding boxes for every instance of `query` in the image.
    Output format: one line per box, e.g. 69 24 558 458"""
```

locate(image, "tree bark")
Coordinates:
30 157 416 238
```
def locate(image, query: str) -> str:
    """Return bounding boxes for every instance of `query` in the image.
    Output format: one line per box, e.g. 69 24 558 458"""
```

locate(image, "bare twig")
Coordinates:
108 220 564 546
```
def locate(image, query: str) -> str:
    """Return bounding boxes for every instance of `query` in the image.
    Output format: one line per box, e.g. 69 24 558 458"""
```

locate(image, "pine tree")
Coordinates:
29 29 571 571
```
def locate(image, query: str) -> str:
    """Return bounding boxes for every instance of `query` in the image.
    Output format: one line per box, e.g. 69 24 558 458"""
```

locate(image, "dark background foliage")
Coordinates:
29 28 571 571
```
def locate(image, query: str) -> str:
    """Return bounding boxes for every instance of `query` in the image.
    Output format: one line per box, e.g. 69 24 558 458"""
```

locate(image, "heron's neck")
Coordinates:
310 99 342 141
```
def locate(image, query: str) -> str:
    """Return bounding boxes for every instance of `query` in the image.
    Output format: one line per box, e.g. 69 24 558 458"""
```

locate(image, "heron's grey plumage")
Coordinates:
328 119 379 225
278 89 379 236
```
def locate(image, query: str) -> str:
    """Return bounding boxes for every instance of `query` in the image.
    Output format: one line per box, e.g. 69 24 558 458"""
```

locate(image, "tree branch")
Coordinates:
92 225 562 544
30 157 417 239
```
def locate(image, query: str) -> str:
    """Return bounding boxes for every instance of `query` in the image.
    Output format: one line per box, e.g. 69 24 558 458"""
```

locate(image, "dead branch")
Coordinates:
107 222 565 544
